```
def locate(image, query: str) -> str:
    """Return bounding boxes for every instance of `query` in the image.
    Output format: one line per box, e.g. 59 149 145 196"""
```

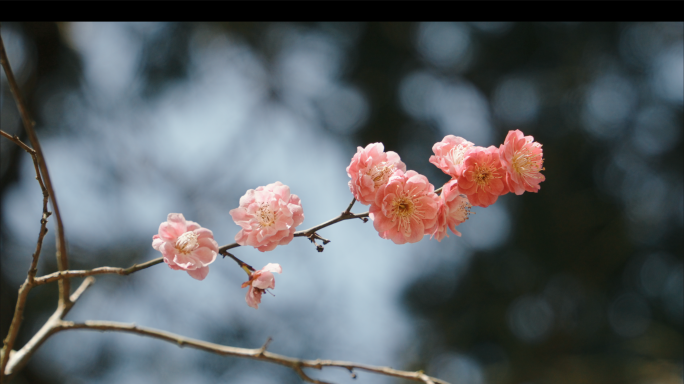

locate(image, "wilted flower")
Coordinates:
347 143 407 205
429 135 475 179
457 146 508 207
230 182 304 252
369 169 440 244
152 213 218 281
242 263 282 309
499 129 545 195
428 179 472 241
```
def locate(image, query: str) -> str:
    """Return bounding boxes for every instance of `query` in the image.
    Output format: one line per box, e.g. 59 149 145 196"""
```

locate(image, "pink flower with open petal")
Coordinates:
230 182 304 252
457 146 508 208
152 213 218 281
242 263 282 309
369 169 440 244
347 143 407 205
499 130 545 195
429 135 475 179
428 179 472 242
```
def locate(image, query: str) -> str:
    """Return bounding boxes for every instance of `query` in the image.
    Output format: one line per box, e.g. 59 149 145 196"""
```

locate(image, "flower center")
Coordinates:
390 193 424 233
512 147 544 184
474 164 497 190
175 232 199 254
257 204 276 228
368 163 395 187
449 143 472 168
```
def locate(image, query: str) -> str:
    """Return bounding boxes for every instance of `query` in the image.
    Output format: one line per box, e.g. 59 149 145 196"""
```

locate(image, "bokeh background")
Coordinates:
1 22 682 384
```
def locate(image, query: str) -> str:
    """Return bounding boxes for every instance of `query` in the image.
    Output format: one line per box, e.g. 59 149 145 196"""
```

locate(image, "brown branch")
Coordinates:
1 207 53 372
0 131 51 283
343 197 356 215
1 33 71 306
0 130 35 154
46 320 449 384
2 277 95 382
0 129 52 377
32 258 165 285
220 251 255 272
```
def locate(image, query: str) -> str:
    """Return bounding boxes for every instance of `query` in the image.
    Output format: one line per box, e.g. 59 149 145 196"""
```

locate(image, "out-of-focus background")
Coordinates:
1 22 682 384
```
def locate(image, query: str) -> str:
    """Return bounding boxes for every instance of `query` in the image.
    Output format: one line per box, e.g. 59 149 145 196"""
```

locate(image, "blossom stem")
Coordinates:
343 198 356 215
220 251 255 272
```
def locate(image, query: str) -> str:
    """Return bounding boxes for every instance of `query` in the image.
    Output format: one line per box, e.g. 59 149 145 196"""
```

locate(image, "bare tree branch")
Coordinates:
0 128 52 377
2 277 95 382
0 131 51 283
0 130 36 154
32 258 165 285
45 320 449 384
1 32 71 305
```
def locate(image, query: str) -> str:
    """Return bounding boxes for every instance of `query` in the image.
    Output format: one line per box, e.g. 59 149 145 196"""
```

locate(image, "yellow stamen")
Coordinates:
474 163 500 191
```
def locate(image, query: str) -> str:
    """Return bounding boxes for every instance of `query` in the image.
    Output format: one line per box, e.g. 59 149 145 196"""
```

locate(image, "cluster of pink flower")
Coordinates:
348 129 545 244
151 130 544 309
151 213 282 309
150 181 302 309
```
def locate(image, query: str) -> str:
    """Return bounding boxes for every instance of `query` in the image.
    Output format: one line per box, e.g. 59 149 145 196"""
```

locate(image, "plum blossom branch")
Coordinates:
32 201 374 286
32 200 374 286
218 198 369 254
28 182 453 292
1 34 71 304
50 320 449 384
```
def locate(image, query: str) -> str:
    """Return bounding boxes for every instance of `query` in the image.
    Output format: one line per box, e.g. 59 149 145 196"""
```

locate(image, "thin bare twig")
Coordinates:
1 34 71 304
48 320 449 384
32 258 165 286
0 130 35 154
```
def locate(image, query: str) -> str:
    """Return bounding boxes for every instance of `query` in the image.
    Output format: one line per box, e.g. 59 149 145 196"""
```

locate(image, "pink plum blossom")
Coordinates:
428 179 472 242
369 169 440 244
152 213 218 281
499 129 545 195
242 263 282 309
429 135 475 179
457 146 508 208
230 182 304 252
347 143 407 205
